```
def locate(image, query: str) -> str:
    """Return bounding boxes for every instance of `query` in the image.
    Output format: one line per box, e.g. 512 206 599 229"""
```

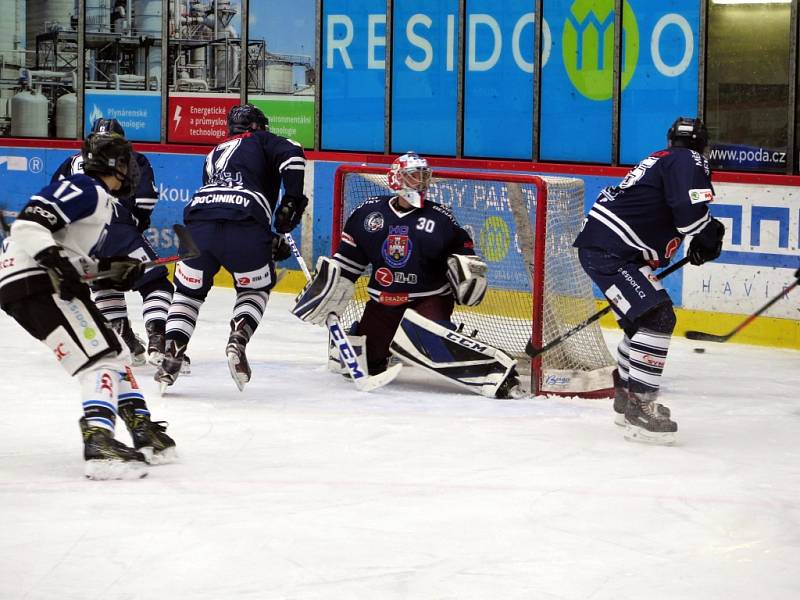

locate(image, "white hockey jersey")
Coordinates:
0 174 117 305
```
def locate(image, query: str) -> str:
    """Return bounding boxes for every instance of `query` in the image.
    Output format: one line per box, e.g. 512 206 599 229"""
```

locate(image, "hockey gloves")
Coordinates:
93 256 146 291
292 256 355 326
274 194 308 234
446 254 488 306
35 246 90 301
688 218 725 266
271 235 292 262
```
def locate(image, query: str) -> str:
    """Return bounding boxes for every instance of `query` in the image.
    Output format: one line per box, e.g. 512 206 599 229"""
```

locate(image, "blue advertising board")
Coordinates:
321 0 387 152
84 91 161 142
391 1 459 156
619 1 700 164
463 0 534 160
540 0 617 163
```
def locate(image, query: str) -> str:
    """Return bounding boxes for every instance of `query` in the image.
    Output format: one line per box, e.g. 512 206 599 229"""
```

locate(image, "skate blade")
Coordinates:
84 459 147 480
140 446 178 465
180 358 191 375
623 424 676 446
226 352 250 392
157 379 172 395
614 413 627 427
130 353 147 367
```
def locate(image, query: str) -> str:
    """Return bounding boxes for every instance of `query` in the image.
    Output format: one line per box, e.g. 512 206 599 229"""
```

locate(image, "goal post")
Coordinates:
332 165 615 398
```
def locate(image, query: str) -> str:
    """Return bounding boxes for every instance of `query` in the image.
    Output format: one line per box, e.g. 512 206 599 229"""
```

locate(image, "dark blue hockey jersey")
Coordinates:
185 130 306 228
333 196 475 305
574 147 715 266
52 151 158 231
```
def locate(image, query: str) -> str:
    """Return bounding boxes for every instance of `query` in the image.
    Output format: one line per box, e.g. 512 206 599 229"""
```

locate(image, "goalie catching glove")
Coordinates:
291 256 354 325
446 254 488 306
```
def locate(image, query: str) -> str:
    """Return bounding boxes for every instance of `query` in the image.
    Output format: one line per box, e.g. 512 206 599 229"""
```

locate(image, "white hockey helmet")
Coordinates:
387 151 432 208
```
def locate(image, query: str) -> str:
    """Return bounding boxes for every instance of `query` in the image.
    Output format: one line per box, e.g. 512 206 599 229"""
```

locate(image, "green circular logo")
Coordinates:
563 0 638 100
84 328 96 341
479 217 510 262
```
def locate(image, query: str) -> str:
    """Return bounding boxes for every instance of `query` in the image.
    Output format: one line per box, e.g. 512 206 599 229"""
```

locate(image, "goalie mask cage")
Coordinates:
332 166 615 398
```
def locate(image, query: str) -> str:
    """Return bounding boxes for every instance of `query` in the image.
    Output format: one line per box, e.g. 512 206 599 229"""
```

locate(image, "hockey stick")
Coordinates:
84 223 200 281
0 210 10 237
525 256 691 358
283 232 401 392
685 278 799 343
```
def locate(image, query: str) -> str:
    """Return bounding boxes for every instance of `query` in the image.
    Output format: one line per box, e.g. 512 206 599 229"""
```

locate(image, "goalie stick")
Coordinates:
284 232 401 392
525 256 691 358
685 278 799 343
84 223 200 281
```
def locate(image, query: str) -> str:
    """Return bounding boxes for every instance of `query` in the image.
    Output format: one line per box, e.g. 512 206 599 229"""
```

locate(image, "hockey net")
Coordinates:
332 166 614 398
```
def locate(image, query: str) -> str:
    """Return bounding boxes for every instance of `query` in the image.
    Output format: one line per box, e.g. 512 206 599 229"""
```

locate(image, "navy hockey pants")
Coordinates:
174 219 277 299
577 247 672 331
96 219 168 291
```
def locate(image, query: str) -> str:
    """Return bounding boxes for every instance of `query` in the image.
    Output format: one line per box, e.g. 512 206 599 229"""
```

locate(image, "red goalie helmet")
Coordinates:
387 151 432 208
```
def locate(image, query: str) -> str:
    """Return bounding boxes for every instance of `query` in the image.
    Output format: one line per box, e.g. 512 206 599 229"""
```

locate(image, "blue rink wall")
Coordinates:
2 144 799 349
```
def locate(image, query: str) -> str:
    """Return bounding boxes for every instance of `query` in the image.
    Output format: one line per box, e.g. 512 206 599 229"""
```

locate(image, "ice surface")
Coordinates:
1 288 798 599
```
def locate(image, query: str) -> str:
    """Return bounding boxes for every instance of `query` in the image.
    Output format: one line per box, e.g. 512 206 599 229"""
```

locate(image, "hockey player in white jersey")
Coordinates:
52 118 175 368
0 133 176 479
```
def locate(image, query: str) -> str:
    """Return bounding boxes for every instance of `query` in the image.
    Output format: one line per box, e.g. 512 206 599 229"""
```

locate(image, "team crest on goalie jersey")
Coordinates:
363 211 385 232
382 226 412 268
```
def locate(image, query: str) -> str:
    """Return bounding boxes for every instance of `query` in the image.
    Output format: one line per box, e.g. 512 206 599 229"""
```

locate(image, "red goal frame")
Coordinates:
333 165 554 394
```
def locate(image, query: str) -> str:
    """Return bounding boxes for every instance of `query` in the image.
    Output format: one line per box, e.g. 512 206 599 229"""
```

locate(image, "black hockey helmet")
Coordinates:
667 116 708 153
227 104 269 135
81 133 139 197
91 117 126 137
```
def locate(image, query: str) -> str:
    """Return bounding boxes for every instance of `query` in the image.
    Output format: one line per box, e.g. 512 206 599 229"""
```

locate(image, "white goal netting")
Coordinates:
334 167 614 397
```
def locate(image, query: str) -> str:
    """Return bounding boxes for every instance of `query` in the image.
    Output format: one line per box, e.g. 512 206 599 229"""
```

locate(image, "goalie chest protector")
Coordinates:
338 196 475 304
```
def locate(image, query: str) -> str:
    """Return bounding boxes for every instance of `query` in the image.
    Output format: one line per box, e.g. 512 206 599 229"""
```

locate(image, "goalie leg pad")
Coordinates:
389 309 515 398
292 256 355 326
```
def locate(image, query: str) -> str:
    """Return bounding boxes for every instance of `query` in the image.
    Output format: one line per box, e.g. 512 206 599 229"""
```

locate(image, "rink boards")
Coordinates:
1 143 798 349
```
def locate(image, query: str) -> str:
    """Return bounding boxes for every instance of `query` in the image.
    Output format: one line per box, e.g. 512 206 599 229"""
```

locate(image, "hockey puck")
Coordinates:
693 348 706 353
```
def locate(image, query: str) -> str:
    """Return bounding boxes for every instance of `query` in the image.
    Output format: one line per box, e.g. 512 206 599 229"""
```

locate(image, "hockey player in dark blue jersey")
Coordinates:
0 132 176 479
52 118 175 368
292 152 523 398
574 117 725 445
155 104 305 392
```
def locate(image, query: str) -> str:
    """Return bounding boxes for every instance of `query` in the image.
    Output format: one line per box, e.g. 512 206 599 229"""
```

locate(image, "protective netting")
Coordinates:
334 168 614 397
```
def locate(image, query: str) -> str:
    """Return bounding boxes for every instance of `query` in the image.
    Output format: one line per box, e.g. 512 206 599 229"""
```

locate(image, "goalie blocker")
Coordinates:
292 256 354 325
390 309 523 399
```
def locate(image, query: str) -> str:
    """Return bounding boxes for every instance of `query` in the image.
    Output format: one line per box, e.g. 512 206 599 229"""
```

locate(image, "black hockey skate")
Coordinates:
118 405 177 465
613 369 670 427
145 320 166 367
226 319 253 392
623 391 677 445
80 417 147 480
154 340 185 393
110 317 147 366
